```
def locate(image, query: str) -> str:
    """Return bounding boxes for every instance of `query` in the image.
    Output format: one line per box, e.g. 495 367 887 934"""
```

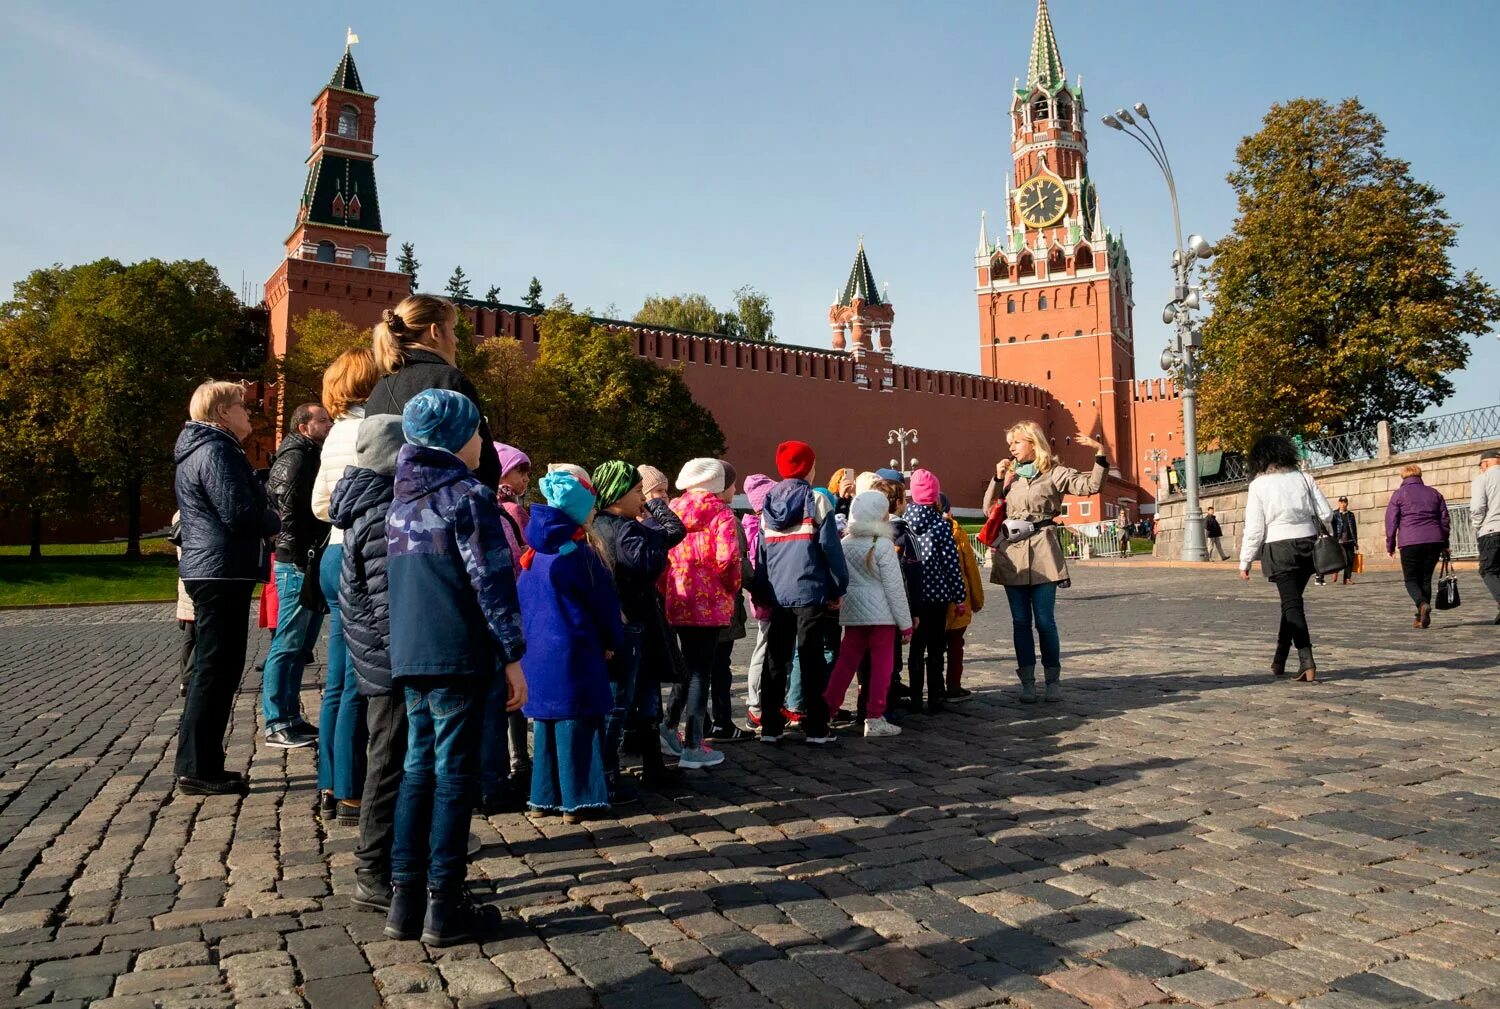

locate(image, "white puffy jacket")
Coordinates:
838 520 914 631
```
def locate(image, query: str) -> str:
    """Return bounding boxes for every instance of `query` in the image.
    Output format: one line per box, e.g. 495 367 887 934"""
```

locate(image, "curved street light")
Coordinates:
887 428 919 475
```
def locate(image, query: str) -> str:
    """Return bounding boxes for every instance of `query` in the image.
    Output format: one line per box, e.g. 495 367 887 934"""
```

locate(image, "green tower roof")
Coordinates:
839 239 883 306
1026 0 1066 92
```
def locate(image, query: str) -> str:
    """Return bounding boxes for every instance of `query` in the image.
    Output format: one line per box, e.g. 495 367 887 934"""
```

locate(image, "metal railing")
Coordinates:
1391 404 1500 455
971 523 1132 562
1301 429 1380 468
1450 504 1478 559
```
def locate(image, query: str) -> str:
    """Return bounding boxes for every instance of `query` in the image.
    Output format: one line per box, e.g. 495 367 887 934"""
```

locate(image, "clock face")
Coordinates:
1016 176 1068 229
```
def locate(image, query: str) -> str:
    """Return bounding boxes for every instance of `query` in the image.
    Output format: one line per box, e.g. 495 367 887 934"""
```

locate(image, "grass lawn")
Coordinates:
0 556 181 606
0 536 174 558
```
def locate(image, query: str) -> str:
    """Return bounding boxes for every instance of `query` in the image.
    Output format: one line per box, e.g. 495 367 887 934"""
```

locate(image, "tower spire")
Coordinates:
1027 0 1066 92
978 211 989 256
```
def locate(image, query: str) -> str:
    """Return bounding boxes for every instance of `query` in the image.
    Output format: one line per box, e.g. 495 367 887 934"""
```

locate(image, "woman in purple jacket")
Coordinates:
1385 463 1450 628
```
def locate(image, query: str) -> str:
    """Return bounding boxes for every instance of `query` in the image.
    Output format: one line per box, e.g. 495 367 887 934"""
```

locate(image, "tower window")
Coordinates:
1041 333 1050 341
1017 252 1034 278
351 245 371 268
1076 246 1093 270
1030 95 1049 123
1056 95 1073 127
315 241 336 263
337 105 360 138
1007 337 1016 344
1006 297 1015 314
1038 295 1048 311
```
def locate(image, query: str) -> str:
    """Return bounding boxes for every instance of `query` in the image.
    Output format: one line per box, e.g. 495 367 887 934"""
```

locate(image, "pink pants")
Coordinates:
824 625 896 720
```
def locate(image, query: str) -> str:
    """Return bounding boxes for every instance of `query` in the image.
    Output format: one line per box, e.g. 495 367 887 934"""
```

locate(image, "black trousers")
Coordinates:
1400 543 1444 608
175 580 255 780
906 602 952 708
1480 533 1500 608
1263 538 1315 653
710 639 735 730
1340 542 1357 581
667 626 720 748
178 619 197 691
356 692 408 884
761 604 832 737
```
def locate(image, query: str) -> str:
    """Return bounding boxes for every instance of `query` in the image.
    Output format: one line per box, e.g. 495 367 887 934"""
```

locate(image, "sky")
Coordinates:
1 0 1496 415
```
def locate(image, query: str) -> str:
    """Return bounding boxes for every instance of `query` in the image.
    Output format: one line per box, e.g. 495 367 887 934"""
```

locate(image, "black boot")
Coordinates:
384 882 425 940
352 873 391 913
1270 640 1291 677
422 887 502 947
1295 647 1317 682
607 772 641 807
638 737 682 788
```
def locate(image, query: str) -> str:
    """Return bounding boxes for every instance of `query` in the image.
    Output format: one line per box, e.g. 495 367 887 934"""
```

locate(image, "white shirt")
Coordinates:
1239 469 1333 570
1474 464 1500 537
311 406 365 546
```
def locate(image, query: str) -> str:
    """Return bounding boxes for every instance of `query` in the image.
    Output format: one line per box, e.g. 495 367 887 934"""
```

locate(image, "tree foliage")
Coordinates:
396 242 419 292
1198 97 1500 450
523 277 544 310
729 285 776 343
445 265 472 302
484 284 501 303
634 288 776 342
277 309 367 409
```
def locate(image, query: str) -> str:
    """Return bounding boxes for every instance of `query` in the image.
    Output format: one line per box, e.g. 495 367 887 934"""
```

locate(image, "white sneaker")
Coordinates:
805 735 838 745
658 725 683 758
678 744 725 769
759 734 780 745
863 717 902 738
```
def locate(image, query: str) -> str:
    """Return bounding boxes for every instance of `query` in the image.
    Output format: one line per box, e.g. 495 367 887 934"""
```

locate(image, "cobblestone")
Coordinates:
0 571 1494 1006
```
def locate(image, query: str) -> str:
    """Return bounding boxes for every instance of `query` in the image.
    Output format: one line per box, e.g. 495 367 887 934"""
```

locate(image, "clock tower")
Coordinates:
976 0 1140 494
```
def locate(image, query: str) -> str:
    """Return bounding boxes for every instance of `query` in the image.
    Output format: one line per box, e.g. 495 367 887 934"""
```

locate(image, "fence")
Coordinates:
1450 504 1477 560
970 522 1131 563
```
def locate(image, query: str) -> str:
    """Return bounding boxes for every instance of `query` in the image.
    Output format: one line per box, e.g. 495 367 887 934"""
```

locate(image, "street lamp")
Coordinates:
1101 102 1214 562
887 427 918 475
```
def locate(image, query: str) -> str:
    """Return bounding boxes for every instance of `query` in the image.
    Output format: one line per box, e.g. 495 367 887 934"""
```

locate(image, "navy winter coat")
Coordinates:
173 422 279 581
593 501 685 626
329 466 394 695
518 505 625 721
365 349 501 491
386 445 526 681
751 479 848 609
904 503 967 606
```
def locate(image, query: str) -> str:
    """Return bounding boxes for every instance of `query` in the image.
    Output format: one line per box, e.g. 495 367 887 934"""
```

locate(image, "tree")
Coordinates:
1198 97 1500 450
396 242 419 292
634 293 723 334
277 309 367 408
527 309 725 473
730 285 776 343
523 277 544 310
484 284 501 303
445 266 471 302
467 338 540 447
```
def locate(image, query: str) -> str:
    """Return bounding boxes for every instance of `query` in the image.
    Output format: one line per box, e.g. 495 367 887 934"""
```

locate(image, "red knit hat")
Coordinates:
776 440 815 480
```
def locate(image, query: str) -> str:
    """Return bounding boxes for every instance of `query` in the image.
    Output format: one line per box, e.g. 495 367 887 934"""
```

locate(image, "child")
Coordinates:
661 459 741 768
327 415 404 914
823 492 913 737
385 389 526 947
854 477 923 722
519 471 624 822
944 493 985 702
903 470 966 714
708 461 753 743
492 442 533 802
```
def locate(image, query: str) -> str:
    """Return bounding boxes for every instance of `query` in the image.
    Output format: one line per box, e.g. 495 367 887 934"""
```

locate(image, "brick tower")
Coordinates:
829 238 896 391
975 0 1140 494
264 39 411 364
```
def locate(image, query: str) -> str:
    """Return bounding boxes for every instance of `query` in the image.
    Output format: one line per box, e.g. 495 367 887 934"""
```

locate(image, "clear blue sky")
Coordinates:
2 0 1496 415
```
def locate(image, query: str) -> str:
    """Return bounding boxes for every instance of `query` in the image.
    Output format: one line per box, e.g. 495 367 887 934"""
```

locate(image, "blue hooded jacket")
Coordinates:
329 465 395 695
173 422 279 581
386 445 525 680
517 505 625 721
751 479 848 609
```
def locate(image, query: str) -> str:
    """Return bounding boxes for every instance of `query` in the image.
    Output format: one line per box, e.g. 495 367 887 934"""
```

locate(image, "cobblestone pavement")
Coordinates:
0 565 1497 1009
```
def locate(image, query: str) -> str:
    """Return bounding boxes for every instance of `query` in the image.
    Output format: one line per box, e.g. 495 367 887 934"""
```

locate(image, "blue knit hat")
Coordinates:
401 389 479 454
539 471 596 527
875 467 904 484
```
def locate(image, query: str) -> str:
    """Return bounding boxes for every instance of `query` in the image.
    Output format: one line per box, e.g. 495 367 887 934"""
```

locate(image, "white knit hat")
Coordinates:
854 471 880 496
848 490 890 525
547 462 591 484
675 458 726 494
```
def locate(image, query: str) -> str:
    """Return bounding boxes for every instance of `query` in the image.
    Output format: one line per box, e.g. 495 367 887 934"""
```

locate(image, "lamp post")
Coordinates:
1101 103 1214 561
1144 448 1168 504
887 428 918 476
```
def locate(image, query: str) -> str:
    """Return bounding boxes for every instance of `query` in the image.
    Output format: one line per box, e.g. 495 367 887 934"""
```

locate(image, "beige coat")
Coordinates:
983 460 1107 586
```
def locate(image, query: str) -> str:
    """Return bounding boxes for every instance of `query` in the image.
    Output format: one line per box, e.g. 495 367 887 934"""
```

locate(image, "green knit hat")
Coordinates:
591 459 640 509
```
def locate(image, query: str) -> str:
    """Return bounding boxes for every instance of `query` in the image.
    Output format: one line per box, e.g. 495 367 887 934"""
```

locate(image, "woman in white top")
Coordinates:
1238 434 1332 682
310 347 382 823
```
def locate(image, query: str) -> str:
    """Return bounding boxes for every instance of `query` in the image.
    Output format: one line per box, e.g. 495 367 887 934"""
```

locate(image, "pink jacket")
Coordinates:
496 485 530 573
743 513 771 621
662 490 742 627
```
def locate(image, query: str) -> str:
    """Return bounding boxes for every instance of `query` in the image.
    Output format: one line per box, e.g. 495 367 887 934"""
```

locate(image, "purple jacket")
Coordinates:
1384 476 1450 553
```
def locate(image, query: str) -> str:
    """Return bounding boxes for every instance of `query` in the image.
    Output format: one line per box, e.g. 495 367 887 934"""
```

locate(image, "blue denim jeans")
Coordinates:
1004 582 1060 670
604 624 642 777
261 560 325 734
317 545 366 798
391 677 481 893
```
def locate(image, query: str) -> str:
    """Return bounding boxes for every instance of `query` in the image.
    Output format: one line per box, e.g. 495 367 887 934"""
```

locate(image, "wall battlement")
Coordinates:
1131 377 1181 403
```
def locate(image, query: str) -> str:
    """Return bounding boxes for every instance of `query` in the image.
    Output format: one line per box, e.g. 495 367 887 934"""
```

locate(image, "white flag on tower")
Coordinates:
346 28 359 47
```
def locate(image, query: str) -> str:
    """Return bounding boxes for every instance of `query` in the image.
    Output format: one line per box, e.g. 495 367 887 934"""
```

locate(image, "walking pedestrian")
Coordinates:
261 400 332 749
1385 464 1450 629
173 381 280 795
1204 506 1229 561
983 422 1107 702
903 471 966 714
1473 449 1500 623
310 347 381 824
1331 496 1359 584
1238 434 1331 681
384 389 526 947
328 415 404 913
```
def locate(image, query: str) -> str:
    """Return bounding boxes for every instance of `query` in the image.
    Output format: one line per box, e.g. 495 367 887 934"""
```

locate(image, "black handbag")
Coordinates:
1435 556 1461 610
1301 474 1346 577
298 532 331 615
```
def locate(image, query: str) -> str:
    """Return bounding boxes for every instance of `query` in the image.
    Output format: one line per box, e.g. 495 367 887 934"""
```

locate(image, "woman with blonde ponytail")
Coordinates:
365 295 501 488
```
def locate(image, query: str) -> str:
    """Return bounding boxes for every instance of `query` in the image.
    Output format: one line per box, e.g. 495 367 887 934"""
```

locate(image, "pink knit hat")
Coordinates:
744 473 776 512
909 468 941 506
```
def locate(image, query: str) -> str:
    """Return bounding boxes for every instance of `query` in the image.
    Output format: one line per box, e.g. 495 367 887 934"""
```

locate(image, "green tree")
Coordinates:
484 284 501 303
730 285 776 343
523 276 544 310
445 265 472 302
396 242 419 292
277 309 367 408
467 337 540 447
1198 97 1500 450
634 292 723 334
527 309 724 473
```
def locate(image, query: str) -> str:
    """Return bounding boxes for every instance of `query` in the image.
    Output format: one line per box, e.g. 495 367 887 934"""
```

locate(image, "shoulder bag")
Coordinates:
298 531 331 615
1435 555 1461 610
1299 473 1346 577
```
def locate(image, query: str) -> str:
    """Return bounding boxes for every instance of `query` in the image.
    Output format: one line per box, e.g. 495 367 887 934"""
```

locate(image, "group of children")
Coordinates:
320 386 984 945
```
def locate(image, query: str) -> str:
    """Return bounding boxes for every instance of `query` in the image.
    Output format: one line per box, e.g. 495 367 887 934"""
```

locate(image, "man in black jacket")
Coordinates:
261 403 332 749
1204 507 1229 561
1331 496 1359 584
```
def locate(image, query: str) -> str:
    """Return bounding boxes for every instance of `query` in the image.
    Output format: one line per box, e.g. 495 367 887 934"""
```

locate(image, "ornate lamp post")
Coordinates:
887 428 918 476
1101 103 1214 561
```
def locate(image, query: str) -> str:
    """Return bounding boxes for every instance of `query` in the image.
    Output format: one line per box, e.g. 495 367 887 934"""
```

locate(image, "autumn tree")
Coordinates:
1198 97 1500 450
729 285 776 343
467 338 540 447
277 309 367 409
634 293 722 334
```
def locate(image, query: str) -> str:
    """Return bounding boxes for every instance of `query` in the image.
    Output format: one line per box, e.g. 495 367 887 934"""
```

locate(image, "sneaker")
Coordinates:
945 687 973 702
745 708 762 728
336 800 361 827
176 775 249 796
706 724 751 743
292 719 319 737
678 744 725 769
781 708 803 727
758 733 781 745
864 717 902 738
805 734 838 745
264 727 315 749
658 725 684 758
830 708 856 726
